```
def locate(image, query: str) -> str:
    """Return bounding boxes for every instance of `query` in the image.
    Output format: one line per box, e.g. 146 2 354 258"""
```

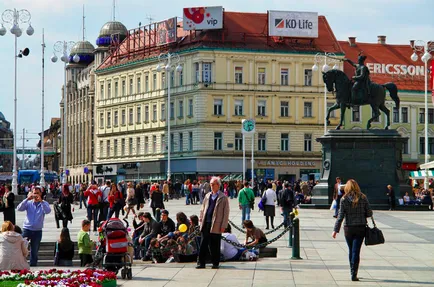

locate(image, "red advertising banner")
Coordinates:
156 17 177 46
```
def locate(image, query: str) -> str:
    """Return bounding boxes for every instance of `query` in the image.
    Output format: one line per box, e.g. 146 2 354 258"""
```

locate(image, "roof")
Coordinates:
97 11 343 72
338 40 426 92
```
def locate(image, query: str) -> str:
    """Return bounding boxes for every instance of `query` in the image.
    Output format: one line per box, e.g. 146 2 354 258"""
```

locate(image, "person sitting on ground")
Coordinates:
147 238 176 264
157 210 176 242
132 212 146 259
174 212 190 239
54 227 75 267
173 236 197 263
403 192 411 205
77 219 94 267
421 190 433 210
243 220 267 247
221 224 246 261
139 212 160 260
295 191 305 205
0 221 30 270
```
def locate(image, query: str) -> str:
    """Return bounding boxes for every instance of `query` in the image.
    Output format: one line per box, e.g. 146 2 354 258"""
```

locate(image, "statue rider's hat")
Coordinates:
358 51 367 63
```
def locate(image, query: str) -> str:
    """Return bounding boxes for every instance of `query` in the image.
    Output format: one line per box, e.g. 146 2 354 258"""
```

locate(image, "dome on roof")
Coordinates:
96 21 128 47
70 41 95 55
0 112 5 121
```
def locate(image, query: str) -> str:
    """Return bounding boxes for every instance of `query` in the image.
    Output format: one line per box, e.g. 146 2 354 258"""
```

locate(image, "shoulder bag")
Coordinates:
365 216 385 246
53 242 60 266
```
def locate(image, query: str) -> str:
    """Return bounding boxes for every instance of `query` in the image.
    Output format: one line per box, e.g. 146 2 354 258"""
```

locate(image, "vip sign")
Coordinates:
366 63 426 76
268 11 318 38
183 6 223 30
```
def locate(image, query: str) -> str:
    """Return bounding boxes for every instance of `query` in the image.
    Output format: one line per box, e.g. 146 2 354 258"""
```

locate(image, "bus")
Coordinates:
18 170 59 185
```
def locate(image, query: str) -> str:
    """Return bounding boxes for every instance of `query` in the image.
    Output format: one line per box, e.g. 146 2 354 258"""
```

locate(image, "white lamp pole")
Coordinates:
51 41 77 185
40 29 46 188
156 52 182 182
410 40 433 190
312 52 339 135
0 9 34 194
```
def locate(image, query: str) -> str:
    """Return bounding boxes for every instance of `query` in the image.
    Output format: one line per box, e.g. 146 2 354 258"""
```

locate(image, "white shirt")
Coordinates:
262 188 277 206
99 185 110 202
220 233 240 260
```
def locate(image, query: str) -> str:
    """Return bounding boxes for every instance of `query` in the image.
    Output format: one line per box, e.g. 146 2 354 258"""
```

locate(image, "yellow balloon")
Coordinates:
178 223 188 233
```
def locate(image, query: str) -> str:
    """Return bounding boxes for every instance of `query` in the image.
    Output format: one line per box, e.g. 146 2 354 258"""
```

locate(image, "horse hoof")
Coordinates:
335 126 341 130
326 120 331 125
385 126 389 130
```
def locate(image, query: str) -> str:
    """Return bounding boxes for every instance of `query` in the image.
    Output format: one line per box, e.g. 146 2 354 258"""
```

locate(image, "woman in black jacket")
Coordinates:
2 185 15 225
332 179 373 282
135 183 145 210
54 227 75 266
56 185 74 228
150 185 165 217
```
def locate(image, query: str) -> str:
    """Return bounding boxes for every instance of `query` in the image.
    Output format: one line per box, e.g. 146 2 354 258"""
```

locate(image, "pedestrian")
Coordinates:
279 182 294 227
262 183 277 229
79 182 88 209
54 227 74 267
135 183 145 210
333 177 343 218
386 184 396 211
150 184 165 218
197 176 230 269
84 182 102 233
192 180 200 204
332 179 373 282
107 183 123 220
162 181 169 202
77 219 94 267
16 186 51 266
238 181 255 225
56 184 74 228
1 184 16 225
124 182 137 219
99 181 111 223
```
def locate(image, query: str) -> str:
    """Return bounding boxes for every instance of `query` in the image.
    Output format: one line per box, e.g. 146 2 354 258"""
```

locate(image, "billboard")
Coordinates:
183 6 223 30
268 11 318 38
156 17 177 46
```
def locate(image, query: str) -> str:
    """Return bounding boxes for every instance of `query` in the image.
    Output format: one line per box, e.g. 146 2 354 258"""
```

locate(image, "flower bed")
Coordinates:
0 269 116 287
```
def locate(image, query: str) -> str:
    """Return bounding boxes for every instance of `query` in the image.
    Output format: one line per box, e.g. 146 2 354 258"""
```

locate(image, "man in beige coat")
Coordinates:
197 176 230 269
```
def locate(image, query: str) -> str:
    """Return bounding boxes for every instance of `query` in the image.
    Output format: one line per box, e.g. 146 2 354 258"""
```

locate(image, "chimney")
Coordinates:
378 35 386 45
348 37 356 47
410 40 415 48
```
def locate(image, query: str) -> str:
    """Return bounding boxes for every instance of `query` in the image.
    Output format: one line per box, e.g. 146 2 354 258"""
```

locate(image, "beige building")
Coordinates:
94 11 344 182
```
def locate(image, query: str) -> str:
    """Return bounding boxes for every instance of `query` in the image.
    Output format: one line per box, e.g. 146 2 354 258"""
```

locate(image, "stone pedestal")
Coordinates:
312 130 410 207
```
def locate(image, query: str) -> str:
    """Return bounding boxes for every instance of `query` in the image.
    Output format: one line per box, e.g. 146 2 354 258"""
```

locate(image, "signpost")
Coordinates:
241 119 255 186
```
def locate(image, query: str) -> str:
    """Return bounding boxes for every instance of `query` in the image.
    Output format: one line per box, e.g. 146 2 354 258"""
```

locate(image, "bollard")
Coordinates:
155 208 161 222
291 217 302 260
288 212 295 247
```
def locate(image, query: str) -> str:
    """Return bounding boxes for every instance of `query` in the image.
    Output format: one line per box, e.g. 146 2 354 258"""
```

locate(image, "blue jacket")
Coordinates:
17 199 51 231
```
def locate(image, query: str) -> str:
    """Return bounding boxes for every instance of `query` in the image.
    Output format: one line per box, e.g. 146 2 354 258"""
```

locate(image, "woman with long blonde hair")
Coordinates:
332 179 373 282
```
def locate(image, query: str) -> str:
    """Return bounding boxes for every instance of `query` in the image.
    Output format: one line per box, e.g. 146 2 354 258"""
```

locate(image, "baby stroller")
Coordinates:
94 218 133 279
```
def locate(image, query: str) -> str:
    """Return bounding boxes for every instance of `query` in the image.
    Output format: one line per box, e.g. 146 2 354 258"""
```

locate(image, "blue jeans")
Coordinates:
22 229 43 266
79 194 87 209
344 226 365 267
141 234 156 257
185 193 191 205
282 207 291 227
241 204 251 224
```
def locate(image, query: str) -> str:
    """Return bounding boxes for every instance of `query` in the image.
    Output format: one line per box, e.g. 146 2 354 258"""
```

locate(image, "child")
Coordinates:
77 219 94 267
148 238 165 264
174 236 197 263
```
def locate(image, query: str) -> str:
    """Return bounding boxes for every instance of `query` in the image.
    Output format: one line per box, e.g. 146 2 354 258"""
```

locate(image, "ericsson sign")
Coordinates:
366 62 425 76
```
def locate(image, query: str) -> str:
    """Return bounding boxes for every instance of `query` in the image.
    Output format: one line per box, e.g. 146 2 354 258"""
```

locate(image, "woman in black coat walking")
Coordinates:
150 185 165 217
135 183 145 210
56 185 74 228
1 185 16 225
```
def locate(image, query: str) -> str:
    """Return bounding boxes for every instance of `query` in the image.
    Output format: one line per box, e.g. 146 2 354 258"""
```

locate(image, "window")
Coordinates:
161 134 166 153
214 99 223 115
145 75 149 92
402 107 408 123
281 68 289 86
170 102 174 119
122 80 126 96
304 69 312 86
257 100 266 116
136 106 141 123
129 78 133 95
99 140 103 158
128 138 133 155
144 106 149 122
258 133 266 151
371 109 380 123
420 137 434 154
403 139 409 154
153 104 157 121
106 140 110 157
327 103 336 118
161 72 166 88
114 111 118 126
114 82 118 97
429 108 434 124
161 103 166 121
100 84 104 99
214 132 223 150
258 67 266 85
178 100 184 118
188 132 193 151
188 99 193 116
281 133 289 151
170 133 175 151
107 112 111 128
170 71 174 87
202 63 212 83
352 106 360 122
153 73 157 90
99 112 104 128
419 108 425 124
280 101 289 117
129 108 133 124
153 135 157 153
137 77 141 94
393 107 399 123
179 67 184 86
114 139 118 156
304 102 312 117
179 133 183 152
235 99 243 116
121 139 125 156
136 137 141 154
235 132 243 151
235 66 243 84
121 109 126 125
304 134 312 152
144 136 149 154
194 63 200 83
107 82 111 98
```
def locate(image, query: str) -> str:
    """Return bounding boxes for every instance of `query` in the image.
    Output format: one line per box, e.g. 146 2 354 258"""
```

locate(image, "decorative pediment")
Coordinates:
419 128 434 137
396 126 410 135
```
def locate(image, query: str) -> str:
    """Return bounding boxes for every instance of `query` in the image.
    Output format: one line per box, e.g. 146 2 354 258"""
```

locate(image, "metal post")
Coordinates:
251 133 254 188
22 128 25 169
63 60 67 185
288 212 295 247
324 56 327 135
242 133 245 182
12 34 18 194
291 217 302 260
167 54 171 182
424 58 429 190
40 29 46 187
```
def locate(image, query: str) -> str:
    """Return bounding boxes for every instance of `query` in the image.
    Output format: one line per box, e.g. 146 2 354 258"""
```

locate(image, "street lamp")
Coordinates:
312 52 339 135
136 162 141 182
40 30 46 188
51 40 76 185
410 40 434 190
155 52 183 181
0 8 34 194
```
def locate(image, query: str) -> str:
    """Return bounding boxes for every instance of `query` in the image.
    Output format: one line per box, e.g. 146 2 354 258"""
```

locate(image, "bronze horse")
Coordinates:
323 69 400 130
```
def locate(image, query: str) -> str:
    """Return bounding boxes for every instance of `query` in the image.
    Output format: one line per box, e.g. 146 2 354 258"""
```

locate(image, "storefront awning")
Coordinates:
410 170 434 179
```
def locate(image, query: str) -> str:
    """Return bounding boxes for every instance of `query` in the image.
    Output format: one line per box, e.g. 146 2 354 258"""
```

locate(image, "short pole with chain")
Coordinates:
291 217 302 260
288 212 295 247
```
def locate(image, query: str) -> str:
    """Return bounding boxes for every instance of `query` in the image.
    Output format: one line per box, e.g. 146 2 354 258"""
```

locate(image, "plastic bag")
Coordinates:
330 199 337 210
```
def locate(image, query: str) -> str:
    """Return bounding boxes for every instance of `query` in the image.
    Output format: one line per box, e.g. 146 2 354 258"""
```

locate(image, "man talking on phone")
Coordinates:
17 186 51 266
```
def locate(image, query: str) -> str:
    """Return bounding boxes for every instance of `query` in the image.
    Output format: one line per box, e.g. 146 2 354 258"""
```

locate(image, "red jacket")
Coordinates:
84 186 102 205
108 191 123 209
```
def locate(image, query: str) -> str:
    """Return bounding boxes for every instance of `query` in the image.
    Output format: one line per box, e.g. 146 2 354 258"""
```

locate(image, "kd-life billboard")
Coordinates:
268 11 318 38
183 6 223 30
156 17 177 46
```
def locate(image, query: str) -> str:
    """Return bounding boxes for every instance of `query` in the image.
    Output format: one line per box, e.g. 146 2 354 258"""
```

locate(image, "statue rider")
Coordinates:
344 53 371 106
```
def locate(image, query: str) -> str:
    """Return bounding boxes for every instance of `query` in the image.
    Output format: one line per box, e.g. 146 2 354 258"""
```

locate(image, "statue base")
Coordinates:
312 129 410 207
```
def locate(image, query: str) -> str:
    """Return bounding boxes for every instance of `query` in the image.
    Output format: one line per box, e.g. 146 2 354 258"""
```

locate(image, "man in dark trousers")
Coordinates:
197 176 230 269
386 185 396 211
279 182 294 227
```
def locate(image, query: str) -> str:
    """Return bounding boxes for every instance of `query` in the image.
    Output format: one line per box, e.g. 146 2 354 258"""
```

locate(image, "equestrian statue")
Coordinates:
323 53 400 130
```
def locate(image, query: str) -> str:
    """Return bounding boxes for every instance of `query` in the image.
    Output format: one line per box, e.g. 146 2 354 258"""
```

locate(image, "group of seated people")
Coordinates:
402 189 433 209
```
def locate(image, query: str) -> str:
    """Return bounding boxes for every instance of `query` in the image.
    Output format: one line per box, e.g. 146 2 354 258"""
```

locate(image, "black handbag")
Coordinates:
365 217 385 246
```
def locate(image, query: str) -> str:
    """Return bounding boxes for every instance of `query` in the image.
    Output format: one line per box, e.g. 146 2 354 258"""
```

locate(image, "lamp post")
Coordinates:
155 52 183 181
51 40 77 185
312 52 339 135
40 29 46 188
136 162 141 182
410 40 434 190
0 8 34 194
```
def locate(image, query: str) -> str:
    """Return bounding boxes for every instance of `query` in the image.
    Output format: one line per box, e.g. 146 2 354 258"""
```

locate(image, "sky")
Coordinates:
0 0 433 149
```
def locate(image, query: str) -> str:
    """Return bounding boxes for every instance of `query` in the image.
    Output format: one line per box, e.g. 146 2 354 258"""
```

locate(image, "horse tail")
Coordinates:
383 82 400 109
